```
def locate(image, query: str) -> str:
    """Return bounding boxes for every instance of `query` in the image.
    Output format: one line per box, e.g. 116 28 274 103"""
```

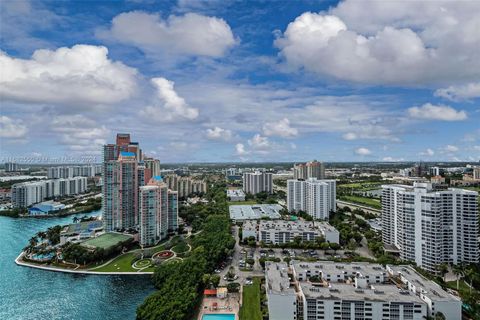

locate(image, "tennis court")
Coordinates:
81 232 133 250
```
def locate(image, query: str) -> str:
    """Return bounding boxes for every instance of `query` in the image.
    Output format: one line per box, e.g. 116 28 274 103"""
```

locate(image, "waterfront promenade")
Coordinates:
15 251 154 275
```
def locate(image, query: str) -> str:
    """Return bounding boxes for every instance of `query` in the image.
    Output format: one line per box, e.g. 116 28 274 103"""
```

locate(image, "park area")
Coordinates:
90 236 191 273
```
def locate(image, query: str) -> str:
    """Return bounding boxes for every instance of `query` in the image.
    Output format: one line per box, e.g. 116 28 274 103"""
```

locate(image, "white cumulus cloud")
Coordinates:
0 45 137 106
248 134 271 151
235 143 247 156
263 118 298 137
206 126 232 141
98 11 236 57
420 148 435 157
0 115 28 139
141 77 199 122
435 82 480 101
407 103 467 121
275 1 480 86
355 147 371 156
50 114 109 154
442 145 459 153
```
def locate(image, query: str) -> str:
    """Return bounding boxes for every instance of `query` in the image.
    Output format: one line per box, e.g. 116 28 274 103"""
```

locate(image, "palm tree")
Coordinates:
452 264 464 291
437 263 449 282
29 236 38 248
465 266 477 294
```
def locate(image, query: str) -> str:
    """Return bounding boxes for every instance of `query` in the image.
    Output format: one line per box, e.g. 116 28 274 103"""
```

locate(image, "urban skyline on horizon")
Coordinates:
1 0 479 163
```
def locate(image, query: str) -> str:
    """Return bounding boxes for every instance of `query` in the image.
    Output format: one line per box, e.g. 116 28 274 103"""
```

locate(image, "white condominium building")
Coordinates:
5 162 19 172
143 157 161 177
243 171 273 195
265 261 460 320
242 220 339 244
381 182 479 273
47 165 101 179
162 175 207 198
11 177 88 208
139 176 178 247
287 178 336 220
293 160 325 180
473 166 480 180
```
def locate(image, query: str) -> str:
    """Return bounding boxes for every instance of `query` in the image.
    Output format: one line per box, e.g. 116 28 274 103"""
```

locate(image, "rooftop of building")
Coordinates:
243 219 338 233
382 182 478 195
227 189 245 196
387 265 460 302
292 261 387 278
229 204 282 220
299 282 425 303
265 262 295 295
266 261 426 304
119 151 136 157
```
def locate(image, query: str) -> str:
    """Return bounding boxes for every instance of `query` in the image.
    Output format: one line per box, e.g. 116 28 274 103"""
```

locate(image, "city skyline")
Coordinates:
1 0 480 162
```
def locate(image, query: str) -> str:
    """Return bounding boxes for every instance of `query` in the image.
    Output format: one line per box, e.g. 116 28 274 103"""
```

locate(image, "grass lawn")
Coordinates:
340 195 381 209
172 241 189 254
446 280 472 293
239 277 262 320
81 232 132 250
92 251 138 272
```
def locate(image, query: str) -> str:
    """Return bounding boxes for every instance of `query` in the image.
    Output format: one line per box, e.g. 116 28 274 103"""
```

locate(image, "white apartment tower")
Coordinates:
139 176 178 247
243 171 273 195
382 182 479 273
287 178 336 220
293 160 325 180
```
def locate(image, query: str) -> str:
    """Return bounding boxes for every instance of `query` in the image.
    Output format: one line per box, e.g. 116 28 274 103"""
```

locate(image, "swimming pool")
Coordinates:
202 314 235 320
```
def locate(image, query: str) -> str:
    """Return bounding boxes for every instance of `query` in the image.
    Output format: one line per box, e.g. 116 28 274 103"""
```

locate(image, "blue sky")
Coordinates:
0 0 479 163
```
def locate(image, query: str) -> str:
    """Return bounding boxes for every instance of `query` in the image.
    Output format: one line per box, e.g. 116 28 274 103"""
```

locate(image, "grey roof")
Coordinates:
387 265 460 302
229 204 282 220
265 262 295 295
299 282 424 303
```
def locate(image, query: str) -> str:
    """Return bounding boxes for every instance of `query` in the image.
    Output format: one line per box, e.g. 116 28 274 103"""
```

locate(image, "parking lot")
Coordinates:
217 226 353 287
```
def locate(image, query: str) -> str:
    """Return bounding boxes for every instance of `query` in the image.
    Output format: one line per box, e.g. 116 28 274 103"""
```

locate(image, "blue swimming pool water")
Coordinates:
202 314 235 320
0 211 154 320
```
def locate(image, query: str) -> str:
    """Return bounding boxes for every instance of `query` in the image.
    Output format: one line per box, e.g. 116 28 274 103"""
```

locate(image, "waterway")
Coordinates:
0 211 155 320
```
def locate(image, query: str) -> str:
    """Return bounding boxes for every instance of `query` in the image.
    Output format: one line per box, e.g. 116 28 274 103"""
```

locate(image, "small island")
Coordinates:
16 215 190 275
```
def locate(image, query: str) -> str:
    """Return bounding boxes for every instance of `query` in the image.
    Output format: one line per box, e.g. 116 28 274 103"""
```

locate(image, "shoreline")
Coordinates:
15 252 153 276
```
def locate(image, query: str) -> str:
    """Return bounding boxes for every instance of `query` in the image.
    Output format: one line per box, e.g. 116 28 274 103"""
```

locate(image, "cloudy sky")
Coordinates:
1 0 479 163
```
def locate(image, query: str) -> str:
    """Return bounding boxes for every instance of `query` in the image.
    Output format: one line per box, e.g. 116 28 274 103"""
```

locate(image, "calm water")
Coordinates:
0 211 155 320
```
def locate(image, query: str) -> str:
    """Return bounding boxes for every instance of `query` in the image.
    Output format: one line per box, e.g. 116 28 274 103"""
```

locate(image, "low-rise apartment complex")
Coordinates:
229 204 282 222
242 220 339 244
227 189 245 201
265 261 460 320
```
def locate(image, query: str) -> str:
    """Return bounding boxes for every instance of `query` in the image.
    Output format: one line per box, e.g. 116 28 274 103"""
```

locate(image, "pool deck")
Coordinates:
197 292 240 320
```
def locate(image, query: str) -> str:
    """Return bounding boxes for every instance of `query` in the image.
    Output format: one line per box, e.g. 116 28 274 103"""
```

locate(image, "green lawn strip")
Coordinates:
338 183 381 191
340 195 381 209
228 200 259 206
239 277 262 320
